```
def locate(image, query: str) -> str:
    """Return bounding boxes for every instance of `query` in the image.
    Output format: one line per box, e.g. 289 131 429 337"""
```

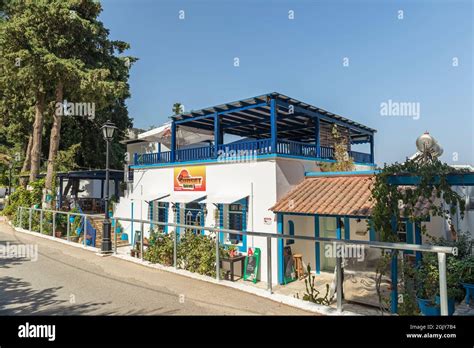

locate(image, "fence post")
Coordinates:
438 252 448 316
52 212 56 237
390 250 399 314
114 218 117 254
67 213 70 242
336 243 343 313
40 209 43 234
267 236 272 293
173 229 177 269
83 216 88 247
28 208 32 232
215 231 220 281
140 221 144 261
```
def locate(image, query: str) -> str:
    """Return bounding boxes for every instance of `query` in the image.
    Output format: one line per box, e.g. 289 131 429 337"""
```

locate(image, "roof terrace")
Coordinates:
132 92 376 167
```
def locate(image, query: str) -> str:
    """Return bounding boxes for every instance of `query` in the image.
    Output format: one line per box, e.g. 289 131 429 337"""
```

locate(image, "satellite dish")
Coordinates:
416 132 443 158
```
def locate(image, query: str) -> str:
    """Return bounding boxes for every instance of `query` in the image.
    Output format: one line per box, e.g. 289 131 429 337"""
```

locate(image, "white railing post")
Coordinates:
28 208 32 232
40 209 43 234
67 213 70 241
140 221 144 260
114 218 117 254
83 216 88 247
52 211 56 237
267 236 272 293
215 231 220 281
438 252 448 316
173 229 177 269
336 243 343 313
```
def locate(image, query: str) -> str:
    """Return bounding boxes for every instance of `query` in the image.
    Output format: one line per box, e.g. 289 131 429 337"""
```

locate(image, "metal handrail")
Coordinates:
15 206 453 315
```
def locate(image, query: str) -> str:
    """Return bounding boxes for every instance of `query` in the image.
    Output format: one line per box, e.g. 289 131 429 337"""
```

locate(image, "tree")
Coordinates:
1 1 136 206
172 102 183 115
321 125 354 172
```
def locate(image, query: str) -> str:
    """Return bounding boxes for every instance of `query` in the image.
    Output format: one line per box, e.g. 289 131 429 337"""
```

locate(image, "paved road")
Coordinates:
0 220 311 315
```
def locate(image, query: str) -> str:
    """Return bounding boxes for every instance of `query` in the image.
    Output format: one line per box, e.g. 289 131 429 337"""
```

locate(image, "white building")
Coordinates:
114 92 376 284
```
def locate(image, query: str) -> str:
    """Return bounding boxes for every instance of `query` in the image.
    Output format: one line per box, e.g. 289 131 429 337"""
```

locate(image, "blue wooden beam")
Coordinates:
277 213 284 284
174 102 269 125
314 215 320 274
171 121 177 162
276 99 375 136
387 173 474 186
370 134 375 164
270 98 277 153
391 250 398 314
315 117 321 157
214 113 220 158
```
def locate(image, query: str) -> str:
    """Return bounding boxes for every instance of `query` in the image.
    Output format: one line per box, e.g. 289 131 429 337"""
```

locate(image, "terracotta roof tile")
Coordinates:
271 174 375 216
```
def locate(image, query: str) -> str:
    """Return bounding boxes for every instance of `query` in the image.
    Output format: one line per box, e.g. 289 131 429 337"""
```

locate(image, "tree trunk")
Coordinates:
19 134 33 187
44 81 63 206
29 91 45 182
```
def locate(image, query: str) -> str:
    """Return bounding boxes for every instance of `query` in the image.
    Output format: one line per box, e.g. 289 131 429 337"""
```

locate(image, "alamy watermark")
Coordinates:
55 100 95 120
324 243 365 262
0 242 38 261
380 99 420 120
217 148 258 164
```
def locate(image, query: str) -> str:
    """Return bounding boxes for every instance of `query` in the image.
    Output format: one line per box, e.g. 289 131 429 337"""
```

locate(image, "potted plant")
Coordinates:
416 261 441 316
459 256 474 304
227 245 239 258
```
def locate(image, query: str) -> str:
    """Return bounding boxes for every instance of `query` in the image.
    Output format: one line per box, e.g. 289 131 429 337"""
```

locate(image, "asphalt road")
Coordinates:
0 219 311 315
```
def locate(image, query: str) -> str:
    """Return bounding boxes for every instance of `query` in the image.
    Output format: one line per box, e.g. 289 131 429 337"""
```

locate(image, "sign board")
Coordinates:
263 217 272 225
283 246 297 284
244 247 261 283
174 166 206 191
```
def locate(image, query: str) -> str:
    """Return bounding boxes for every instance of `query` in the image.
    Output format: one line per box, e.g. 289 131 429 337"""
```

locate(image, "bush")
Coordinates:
3 179 44 223
144 229 227 278
144 230 174 266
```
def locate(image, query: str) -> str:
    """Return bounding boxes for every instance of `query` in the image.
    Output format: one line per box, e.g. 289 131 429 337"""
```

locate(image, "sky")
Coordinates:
99 0 473 166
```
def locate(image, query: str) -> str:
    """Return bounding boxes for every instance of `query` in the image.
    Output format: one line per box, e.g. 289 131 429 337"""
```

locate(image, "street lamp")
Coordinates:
100 120 117 254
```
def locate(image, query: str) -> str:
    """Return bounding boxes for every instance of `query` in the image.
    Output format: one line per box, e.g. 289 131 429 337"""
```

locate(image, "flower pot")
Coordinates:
416 298 440 316
435 296 455 316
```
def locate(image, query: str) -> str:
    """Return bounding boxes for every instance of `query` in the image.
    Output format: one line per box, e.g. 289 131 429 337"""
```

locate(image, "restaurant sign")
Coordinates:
174 166 206 191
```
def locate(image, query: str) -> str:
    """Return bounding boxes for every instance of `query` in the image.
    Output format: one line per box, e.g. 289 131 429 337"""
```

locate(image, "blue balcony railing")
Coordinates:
133 139 372 166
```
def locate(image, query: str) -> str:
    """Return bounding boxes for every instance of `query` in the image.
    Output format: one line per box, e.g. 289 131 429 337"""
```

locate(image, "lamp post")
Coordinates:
101 120 117 254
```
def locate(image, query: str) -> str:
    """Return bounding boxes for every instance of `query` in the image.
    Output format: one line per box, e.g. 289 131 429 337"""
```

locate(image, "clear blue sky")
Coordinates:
99 0 473 165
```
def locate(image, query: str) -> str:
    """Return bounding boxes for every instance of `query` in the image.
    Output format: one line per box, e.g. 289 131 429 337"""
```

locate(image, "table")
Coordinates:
220 255 246 281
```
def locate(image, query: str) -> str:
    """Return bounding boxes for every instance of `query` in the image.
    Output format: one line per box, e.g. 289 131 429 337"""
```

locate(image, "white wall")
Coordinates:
114 157 376 284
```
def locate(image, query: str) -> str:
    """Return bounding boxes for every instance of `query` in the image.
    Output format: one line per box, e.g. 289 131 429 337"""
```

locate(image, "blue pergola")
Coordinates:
134 92 376 166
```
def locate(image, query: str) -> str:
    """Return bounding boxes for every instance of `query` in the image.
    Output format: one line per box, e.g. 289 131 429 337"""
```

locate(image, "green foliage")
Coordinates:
3 179 44 220
295 264 331 305
0 0 136 174
321 124 354 172
371 158 467 242
144 230 227 278
144 230 174 266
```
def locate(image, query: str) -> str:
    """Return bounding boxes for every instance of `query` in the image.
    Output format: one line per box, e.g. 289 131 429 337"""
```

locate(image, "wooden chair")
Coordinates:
293 254 304 279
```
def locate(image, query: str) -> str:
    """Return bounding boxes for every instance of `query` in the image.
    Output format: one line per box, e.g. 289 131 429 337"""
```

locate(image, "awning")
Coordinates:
157 193 206 204
128 193 170 202
201 194 248 204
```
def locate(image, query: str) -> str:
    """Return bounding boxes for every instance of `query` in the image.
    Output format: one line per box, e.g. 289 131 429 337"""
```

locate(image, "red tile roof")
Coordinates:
270 174 375 216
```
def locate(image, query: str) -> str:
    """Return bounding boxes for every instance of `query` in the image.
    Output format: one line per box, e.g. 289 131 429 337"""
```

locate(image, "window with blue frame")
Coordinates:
184 202 204 234
286 220 295 245
228 203 244 243
150 201 169 233
397 221 407 242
